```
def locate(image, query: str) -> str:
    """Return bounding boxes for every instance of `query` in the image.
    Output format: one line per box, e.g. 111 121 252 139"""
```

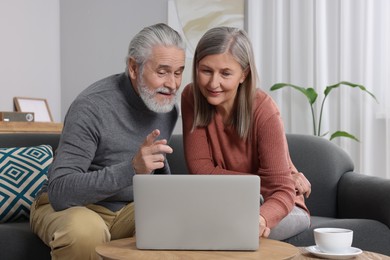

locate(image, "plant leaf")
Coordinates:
324 81 378 103
330 131 360 142
320 131 329 138
270 83 318 105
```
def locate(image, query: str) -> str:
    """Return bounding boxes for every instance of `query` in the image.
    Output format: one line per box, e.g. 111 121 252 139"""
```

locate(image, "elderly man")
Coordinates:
30 23 186 259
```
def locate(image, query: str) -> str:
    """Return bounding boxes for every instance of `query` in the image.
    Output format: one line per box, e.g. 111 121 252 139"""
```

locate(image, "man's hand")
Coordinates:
132 129 173 174
259 215 270 238
292 171 311 198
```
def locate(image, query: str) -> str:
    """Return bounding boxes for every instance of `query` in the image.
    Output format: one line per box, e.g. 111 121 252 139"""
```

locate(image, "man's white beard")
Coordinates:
138 78 177 113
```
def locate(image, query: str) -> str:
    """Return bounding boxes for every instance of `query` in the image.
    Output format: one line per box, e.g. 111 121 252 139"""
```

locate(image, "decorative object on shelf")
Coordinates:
0 111 34 122
14 97 53 122
270 81 378 141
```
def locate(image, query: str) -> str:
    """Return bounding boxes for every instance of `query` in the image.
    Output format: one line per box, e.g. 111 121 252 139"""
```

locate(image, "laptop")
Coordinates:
133 174 260 251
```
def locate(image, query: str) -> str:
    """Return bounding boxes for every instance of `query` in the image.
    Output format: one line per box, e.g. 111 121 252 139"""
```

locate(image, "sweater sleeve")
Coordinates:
254 110 296 228
47 98 134 211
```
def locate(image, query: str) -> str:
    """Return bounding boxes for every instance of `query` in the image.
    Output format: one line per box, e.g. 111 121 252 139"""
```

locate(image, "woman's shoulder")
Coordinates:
249 89 285 132
252 88 282 125
254 89 278 110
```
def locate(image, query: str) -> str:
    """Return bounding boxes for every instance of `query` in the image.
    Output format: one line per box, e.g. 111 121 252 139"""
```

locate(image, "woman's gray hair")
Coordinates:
192 26 258 139
125 23 185 75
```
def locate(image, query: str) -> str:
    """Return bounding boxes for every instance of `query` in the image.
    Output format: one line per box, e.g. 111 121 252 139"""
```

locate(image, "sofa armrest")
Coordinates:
287 134 354 217
338 171 390 228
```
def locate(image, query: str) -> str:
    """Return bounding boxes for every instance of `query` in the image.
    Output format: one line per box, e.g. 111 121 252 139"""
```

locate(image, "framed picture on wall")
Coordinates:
168 0 245 112
14 97 53 122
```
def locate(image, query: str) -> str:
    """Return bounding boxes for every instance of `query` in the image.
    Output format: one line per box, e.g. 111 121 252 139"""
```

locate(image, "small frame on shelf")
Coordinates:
14 97 53 122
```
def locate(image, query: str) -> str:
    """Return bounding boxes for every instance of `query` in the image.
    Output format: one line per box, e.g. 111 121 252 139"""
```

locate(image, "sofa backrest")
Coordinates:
167 134 188 174
286 134 354 217
0 132 355 218
0 133 61 151
168 133 355 218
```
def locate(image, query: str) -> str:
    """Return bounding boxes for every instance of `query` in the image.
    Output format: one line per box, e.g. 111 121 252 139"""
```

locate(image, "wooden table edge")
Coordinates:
96 237 299 260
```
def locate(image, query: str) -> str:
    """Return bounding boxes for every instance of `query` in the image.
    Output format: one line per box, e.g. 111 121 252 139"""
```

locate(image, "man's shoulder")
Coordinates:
79 73 125 98
67 73 128 114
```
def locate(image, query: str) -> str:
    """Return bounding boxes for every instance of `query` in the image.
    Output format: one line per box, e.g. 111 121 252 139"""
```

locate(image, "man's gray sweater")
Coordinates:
40 73 178 211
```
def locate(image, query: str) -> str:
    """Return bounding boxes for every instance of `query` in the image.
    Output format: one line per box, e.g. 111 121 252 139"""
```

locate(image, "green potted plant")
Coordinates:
270 81 378 141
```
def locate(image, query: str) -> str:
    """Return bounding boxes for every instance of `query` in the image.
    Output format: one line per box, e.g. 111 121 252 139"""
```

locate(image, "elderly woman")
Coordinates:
181 26 311 240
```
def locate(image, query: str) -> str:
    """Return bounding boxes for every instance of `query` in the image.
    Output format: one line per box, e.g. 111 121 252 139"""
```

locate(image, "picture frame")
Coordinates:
13 97 53 122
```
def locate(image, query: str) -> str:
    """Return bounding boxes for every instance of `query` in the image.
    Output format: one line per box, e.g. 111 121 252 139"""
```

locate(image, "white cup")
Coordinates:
314 228 353 254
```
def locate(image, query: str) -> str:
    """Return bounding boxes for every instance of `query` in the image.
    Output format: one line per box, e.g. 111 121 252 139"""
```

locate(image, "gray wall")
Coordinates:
0 0 171 124
0 0 60 121
60 0 170 121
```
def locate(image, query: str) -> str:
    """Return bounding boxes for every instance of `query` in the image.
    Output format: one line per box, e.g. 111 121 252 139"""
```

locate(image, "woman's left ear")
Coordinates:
240 68 250 83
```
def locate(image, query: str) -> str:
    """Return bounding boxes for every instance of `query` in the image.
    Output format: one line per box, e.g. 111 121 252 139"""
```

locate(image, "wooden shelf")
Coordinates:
0 122 63 134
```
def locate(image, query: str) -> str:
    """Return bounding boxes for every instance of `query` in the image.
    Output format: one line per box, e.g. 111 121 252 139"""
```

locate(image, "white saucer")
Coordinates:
305 245 363 259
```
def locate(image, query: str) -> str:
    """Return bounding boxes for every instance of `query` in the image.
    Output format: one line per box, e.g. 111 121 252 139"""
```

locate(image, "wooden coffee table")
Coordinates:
96 237 299 259
96 237 390 259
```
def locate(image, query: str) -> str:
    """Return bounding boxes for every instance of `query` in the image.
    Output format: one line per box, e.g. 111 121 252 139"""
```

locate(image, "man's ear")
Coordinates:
128 58 138 80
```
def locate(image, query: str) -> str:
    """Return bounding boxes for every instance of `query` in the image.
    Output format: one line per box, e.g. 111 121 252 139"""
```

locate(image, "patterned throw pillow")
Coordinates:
0 145 53 223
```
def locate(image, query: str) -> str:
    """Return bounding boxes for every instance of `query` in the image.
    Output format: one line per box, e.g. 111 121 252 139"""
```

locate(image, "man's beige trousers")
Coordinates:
30 193 135 260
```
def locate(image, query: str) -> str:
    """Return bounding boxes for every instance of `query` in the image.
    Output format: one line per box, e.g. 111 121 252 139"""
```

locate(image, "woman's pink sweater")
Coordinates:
181 84 309 228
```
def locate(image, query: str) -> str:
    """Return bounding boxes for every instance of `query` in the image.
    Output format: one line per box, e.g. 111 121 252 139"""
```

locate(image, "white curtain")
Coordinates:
247 0 390 178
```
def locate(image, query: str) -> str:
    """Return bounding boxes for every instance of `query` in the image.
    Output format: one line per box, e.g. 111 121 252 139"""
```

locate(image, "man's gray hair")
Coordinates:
125 23 185 75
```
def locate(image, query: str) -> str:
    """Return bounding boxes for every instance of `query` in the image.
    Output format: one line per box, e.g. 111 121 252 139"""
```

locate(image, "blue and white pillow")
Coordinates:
0 145 52 223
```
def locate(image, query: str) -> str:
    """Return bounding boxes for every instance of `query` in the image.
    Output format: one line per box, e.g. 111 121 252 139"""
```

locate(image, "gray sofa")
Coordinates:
168 134 390 256
1 133 389 259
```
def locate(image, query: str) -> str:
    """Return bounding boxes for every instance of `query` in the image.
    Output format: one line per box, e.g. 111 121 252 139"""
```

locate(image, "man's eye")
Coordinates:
174 71 183 76
158 71 167 76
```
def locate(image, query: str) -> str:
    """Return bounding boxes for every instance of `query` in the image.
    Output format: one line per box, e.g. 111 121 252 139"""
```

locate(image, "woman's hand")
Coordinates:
259 215 270 238
292 171 311 198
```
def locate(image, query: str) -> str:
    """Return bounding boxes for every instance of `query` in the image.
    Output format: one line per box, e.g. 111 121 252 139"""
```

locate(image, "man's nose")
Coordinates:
165 74 181 91
164 74 176 89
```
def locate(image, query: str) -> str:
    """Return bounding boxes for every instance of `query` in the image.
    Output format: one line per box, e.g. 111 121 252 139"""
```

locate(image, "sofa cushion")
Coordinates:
0 221 50 259
0 145 52 223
